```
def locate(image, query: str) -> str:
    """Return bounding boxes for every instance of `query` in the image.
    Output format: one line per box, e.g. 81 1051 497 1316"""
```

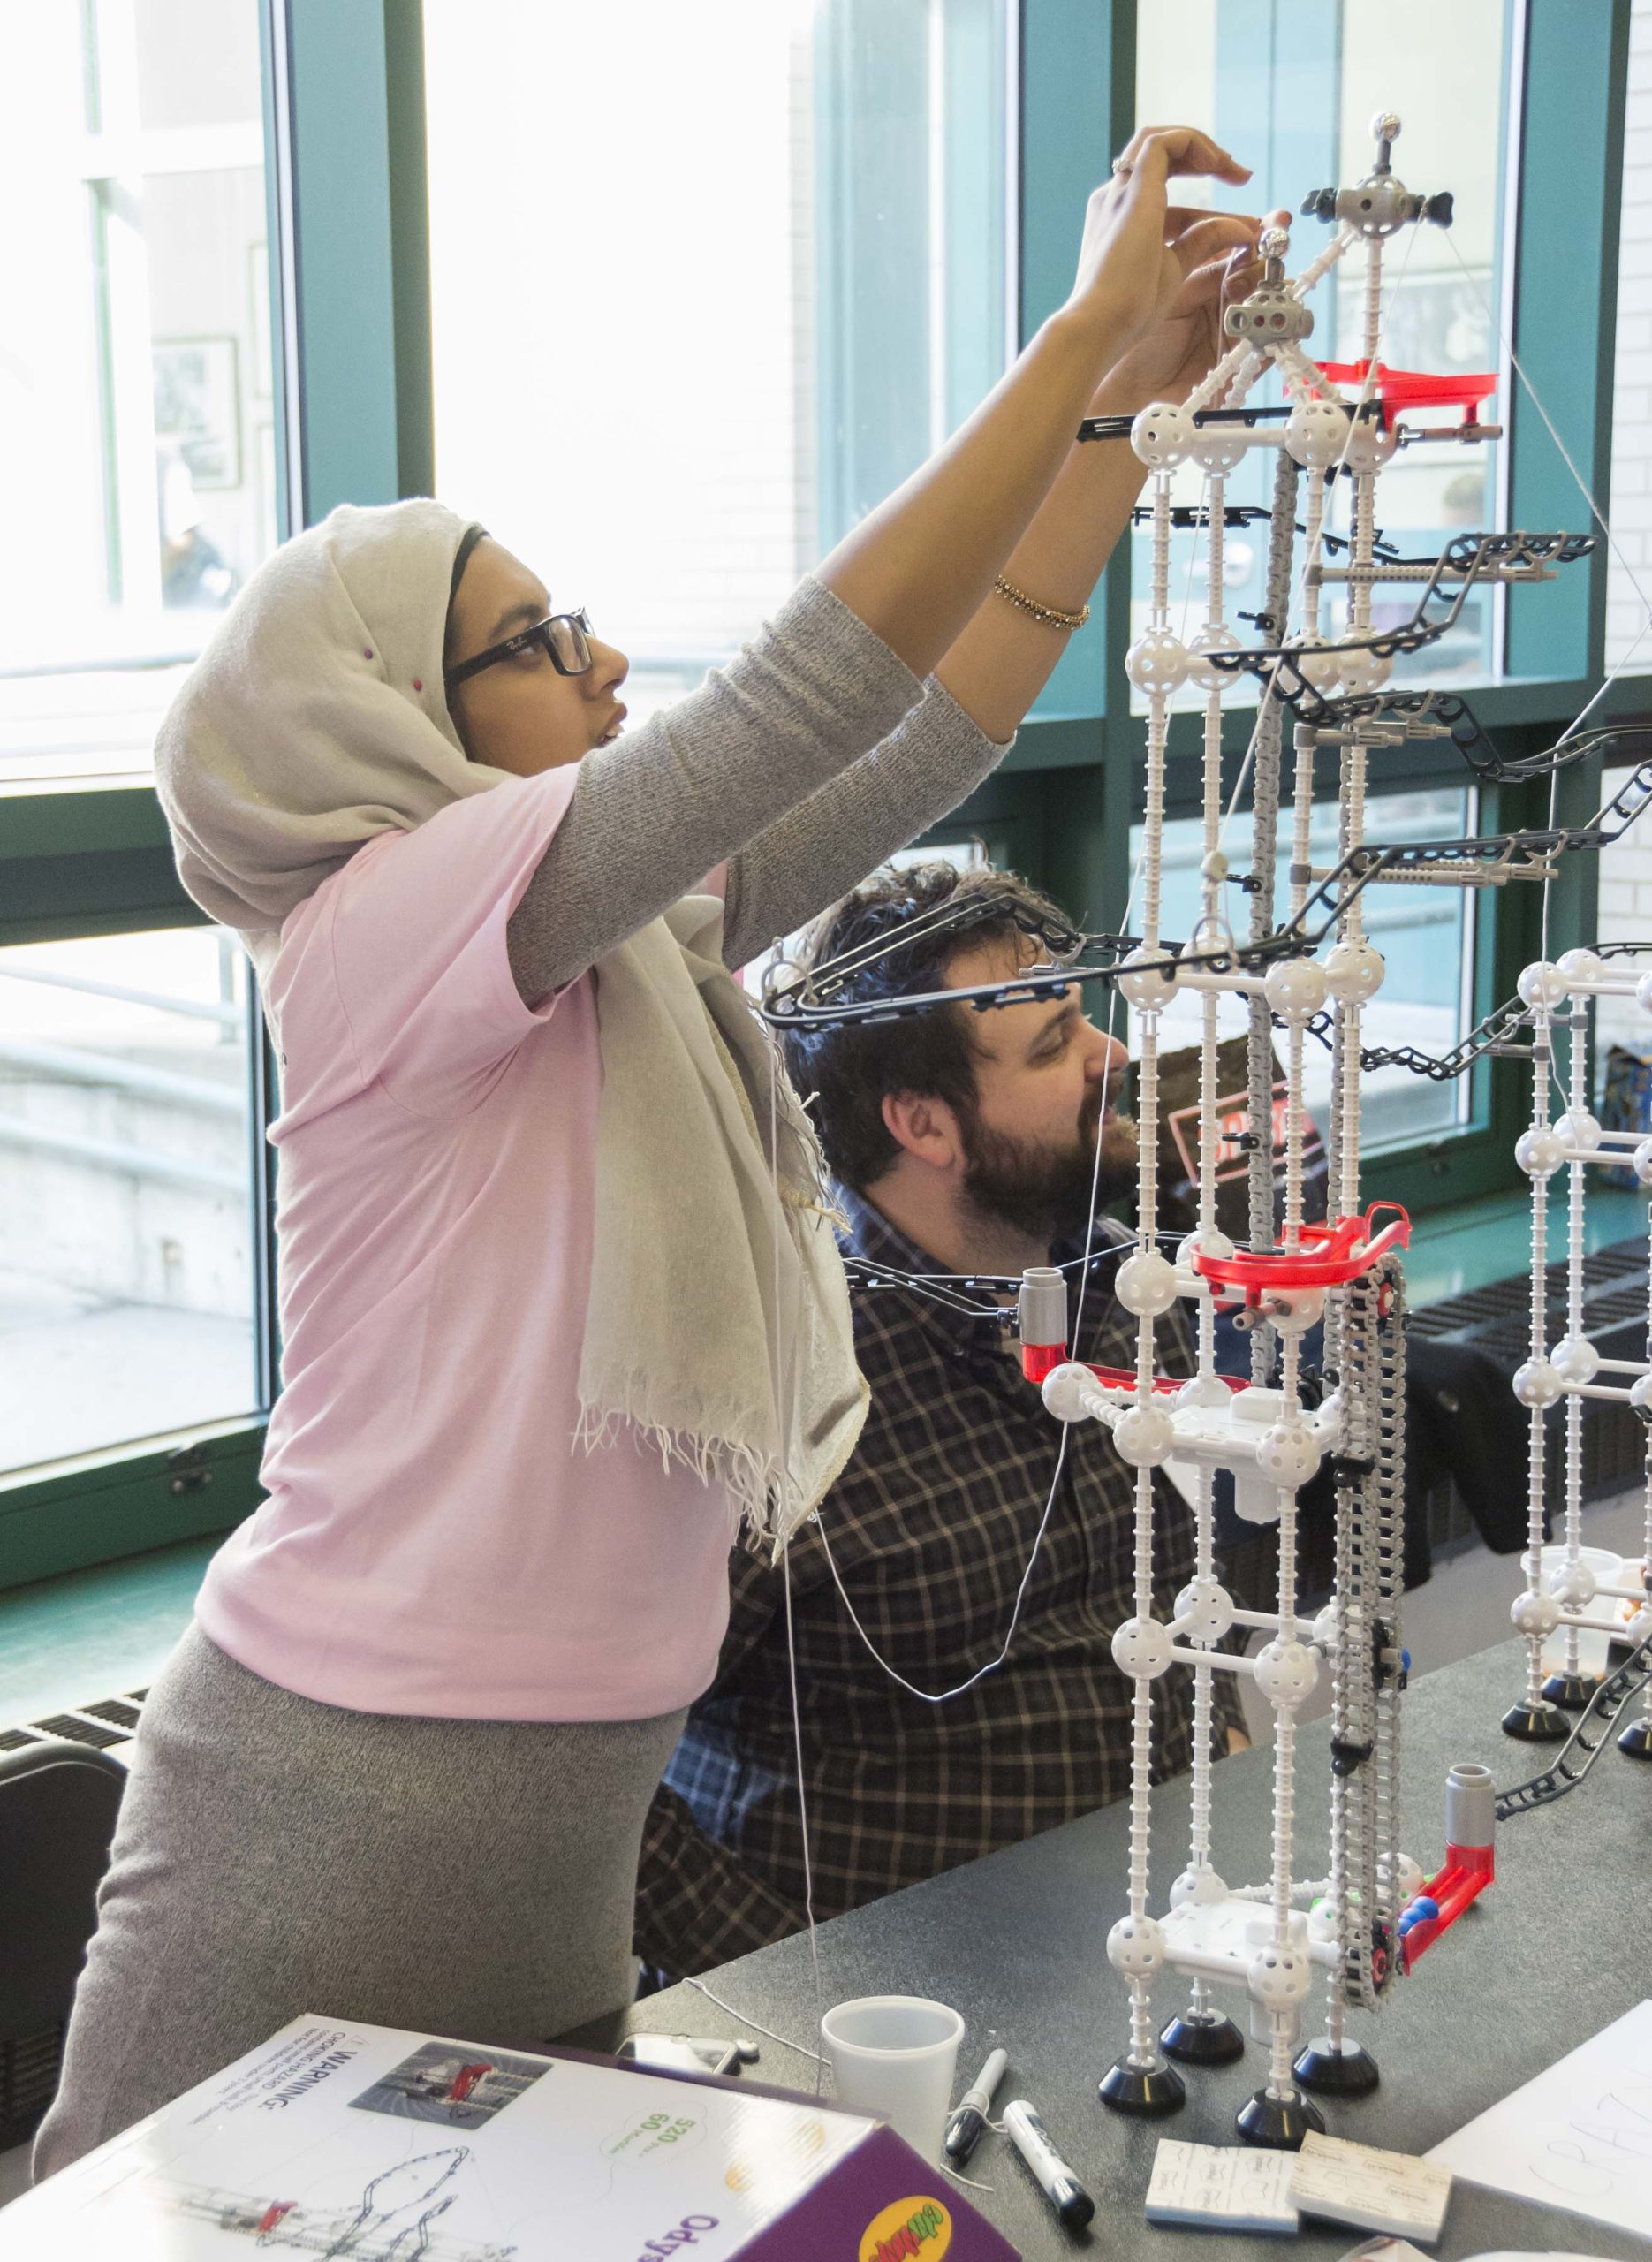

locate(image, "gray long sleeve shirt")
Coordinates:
504 578 1012 1000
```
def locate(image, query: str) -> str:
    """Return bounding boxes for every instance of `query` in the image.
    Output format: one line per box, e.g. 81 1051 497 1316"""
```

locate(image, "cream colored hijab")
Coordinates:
155 501 868 1544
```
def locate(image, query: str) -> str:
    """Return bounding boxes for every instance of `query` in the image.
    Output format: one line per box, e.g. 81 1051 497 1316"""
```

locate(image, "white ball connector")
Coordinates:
1186 624 1243 691
1111 1615 1176 1680
1517 960 1567 1009
1116 1249 1180 1316
1323 939 1386 1002
1174 1574 1236 1643
1256 1423 1323 1486
1545 1558 1596 1608
1512 1358 1563 1408
1284 398 1347 469
1247 1943 1312 2009
1263 957 1330 1019
1131 401 1196 469
1515 1128 1565 1180
1117 946 1179 1009
1555 1110 1602 1152
1511 1590 1562 1639
1108 1912 1169 1976
1331 637 1392 693
1169 1863 1229 1909
1114 1402 1178 1469
1550 1335 1600 1385
1126 627 1191 695
1253 1636 1321 1710
1042 1362 1104 1423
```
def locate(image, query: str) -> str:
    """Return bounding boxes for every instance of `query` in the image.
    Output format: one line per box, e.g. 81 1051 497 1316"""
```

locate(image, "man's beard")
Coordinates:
960 1097 1139 1245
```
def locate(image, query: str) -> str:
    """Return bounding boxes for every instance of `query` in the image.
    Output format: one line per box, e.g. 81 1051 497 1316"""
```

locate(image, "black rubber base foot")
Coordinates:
1236 2087 1327 2149
1618 1719 1652 1760
1099 2056 1186 2116
1294 2036 1380 2096
1162 2010 1247 2066
1542 1671 1599 1711
1502 1696 1572 1742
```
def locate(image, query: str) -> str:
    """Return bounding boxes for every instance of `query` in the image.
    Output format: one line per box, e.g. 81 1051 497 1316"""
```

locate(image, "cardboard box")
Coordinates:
4 2015 1020 2260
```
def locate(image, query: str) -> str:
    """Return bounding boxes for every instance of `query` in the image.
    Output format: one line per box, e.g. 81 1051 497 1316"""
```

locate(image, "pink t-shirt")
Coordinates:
195 767 739 1721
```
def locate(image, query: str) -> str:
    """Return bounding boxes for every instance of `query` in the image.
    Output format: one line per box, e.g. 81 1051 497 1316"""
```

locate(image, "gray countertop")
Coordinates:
585 1639 1652 2259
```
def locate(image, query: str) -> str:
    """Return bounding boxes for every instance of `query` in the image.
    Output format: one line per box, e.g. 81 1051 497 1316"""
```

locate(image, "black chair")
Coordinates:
0 1740 126 2149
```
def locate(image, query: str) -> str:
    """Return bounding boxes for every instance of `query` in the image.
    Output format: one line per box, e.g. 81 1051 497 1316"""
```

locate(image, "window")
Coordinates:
0 0 281 787
0 926 256 1476
423 0 1010 727
1130 0 1512 701
1133 785 1477 1153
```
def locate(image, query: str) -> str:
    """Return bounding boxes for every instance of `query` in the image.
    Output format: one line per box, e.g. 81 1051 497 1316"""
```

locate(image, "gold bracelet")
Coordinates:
993 574 1090 633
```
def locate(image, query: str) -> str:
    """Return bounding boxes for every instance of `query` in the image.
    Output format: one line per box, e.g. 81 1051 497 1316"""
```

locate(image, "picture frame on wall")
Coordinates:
154 337 242 491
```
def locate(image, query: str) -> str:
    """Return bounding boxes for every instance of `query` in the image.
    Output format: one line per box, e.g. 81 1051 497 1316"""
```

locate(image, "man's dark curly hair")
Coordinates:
781 861 1077 1190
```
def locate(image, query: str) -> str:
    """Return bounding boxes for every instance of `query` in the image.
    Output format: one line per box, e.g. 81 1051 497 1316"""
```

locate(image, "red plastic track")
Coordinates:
1313 358 1497 429
1191 1203 1412 1299
1020 1344 1246 1394
1399 1837 1496 1970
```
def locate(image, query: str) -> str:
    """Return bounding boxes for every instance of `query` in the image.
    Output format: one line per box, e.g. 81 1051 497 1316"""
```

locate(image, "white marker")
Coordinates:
1004 2099 1095 2232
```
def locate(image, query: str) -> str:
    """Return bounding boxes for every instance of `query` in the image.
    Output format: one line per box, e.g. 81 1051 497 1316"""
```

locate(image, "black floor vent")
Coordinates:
1413 1233 1650 1510
1 2021 66 2152
29 1712 129 1751
1 1689 148 1756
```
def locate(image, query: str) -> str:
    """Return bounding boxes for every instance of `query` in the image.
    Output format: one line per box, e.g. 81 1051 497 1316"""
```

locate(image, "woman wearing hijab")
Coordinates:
35 130 1259 2173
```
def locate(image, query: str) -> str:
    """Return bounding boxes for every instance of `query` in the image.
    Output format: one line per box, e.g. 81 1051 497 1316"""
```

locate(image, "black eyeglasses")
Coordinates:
443 607 595 689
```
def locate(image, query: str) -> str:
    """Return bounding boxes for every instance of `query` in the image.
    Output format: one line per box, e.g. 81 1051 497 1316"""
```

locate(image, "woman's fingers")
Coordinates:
1121 125 1253 188
1165 211 1262 274
1164 253 1245 325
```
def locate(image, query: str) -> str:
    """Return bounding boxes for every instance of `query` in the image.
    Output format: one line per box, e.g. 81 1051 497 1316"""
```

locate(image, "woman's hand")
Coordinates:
1102 205 1291 407
1060 126 1253 359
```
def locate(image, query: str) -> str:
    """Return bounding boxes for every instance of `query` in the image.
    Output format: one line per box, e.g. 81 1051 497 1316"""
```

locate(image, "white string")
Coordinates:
814 1429 1072 1705
1177 474 1212 648
683 1975 823 2063
769 1061 826 2091
807 862 1141 1704
1429 215 1652 1110
1440 227 1652 631
683 1975 995 2194
1565 607 1652 754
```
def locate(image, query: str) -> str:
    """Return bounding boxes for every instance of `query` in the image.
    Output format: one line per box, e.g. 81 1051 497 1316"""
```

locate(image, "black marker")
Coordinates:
1004 2099 1095 2232
943 2046 1008 2164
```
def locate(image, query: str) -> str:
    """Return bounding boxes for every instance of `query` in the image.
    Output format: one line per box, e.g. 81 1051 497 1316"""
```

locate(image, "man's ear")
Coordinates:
880 1089 966 1172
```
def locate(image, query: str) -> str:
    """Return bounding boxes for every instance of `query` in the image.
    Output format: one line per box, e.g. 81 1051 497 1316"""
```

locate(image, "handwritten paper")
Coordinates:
1146 2137 1300 2233
1426 1997 1652 2239
1289 2132 1451 2242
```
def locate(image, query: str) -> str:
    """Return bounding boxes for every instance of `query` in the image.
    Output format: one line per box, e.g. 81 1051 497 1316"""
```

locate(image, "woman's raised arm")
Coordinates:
815 126 1250 680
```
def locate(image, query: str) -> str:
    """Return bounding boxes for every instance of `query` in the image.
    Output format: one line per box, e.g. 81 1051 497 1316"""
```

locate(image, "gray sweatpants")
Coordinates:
33 1624 685 2179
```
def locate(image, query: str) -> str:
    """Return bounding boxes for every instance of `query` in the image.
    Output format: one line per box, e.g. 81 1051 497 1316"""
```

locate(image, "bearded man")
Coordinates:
633 863 1245 1981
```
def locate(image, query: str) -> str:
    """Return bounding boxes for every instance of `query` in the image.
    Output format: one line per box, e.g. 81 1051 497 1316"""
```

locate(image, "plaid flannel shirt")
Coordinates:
633 1188 1245 1980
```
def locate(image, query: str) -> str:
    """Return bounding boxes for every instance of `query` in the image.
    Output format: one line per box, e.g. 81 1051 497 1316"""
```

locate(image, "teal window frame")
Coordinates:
0 0 1634 1590
0 0 433 1590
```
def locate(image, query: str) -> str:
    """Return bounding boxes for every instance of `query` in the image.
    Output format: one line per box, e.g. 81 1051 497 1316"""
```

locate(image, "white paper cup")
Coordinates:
1539 1545 1624 1677
820 1996 965 2160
